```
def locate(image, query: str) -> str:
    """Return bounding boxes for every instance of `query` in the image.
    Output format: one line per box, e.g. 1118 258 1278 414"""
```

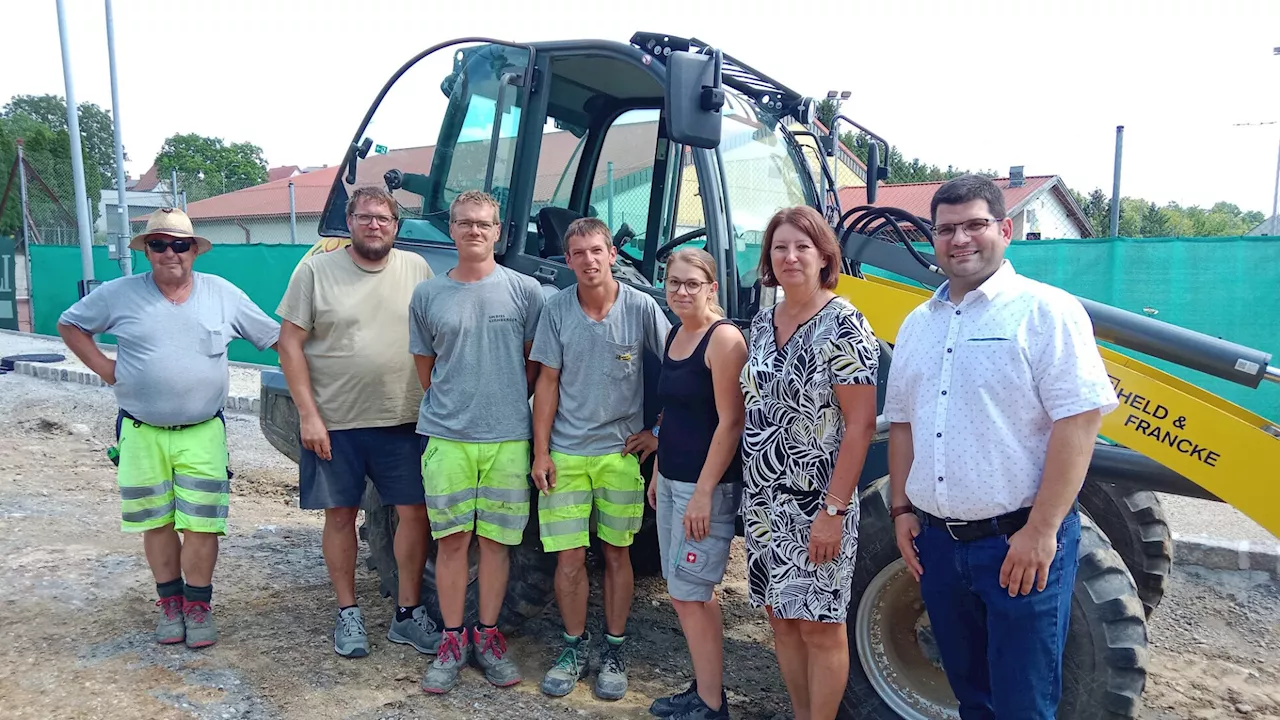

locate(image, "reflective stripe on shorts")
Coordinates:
117 414 229 534
421 437 531 545
537 451 644 552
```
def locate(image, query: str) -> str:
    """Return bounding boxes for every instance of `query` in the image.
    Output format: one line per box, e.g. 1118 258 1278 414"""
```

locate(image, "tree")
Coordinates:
155 133 268 202
1140 202 1168 237
1 94 115 238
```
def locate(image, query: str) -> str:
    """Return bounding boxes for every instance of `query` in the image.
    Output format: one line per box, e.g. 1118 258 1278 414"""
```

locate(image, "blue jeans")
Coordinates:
916 509 1081 720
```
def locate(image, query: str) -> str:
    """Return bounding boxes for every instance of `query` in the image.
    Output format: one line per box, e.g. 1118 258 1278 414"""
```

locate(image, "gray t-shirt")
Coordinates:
529 282 671 455
409 264 545 443
59 271 281 427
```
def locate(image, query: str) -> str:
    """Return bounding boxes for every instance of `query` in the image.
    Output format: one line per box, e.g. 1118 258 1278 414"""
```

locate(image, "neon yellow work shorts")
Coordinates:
421 437 532 545
115 412 230 535
537 451 645 552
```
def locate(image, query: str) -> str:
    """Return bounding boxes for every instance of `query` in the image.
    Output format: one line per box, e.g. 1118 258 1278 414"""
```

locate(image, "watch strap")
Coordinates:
890 504 915 520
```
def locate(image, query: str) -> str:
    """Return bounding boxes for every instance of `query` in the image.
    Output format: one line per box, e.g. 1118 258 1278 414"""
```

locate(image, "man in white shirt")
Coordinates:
883 174 1118 719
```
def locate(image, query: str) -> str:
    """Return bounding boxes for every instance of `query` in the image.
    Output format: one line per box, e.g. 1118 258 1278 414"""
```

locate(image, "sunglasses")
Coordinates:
146 238 194 254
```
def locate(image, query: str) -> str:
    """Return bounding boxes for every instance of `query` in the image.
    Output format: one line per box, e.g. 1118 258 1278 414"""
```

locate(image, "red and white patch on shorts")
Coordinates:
686 551 697 564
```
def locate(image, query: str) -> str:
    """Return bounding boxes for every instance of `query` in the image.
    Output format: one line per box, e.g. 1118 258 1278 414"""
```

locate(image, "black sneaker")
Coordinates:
670 691 730 720
650 679 699 716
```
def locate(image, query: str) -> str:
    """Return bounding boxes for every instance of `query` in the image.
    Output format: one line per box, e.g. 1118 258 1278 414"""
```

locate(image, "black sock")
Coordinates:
395 605 419 622
445 625 464 637
156 578 184 599
184 583 212 604
478 622 496 631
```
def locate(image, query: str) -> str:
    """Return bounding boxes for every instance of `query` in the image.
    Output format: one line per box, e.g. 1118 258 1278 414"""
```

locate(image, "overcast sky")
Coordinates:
3 0 1278 214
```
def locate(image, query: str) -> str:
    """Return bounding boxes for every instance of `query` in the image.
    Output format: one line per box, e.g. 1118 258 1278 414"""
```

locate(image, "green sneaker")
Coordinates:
183 600 217 649
594 634 629 701
472 626 522 687
155 596 185 645
421 630 471 694
540 632 590 697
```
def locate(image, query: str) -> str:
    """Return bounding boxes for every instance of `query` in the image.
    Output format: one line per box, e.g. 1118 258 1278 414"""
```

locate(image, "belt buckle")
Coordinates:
944 520 967 541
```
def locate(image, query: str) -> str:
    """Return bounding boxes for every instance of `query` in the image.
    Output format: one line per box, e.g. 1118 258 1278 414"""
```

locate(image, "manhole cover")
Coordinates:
0 353 67 371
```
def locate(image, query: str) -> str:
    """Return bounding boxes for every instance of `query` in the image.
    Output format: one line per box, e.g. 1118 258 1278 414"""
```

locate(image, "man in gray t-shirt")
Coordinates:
410 191 544 693
57 208 280 651
528 217 670 701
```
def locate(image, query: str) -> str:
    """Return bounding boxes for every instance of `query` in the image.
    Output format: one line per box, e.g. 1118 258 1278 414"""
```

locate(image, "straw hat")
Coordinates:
129 207 212 253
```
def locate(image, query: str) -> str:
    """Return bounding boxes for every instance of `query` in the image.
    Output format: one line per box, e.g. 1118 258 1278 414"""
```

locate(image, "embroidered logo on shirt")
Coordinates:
616 352 633 362
686 551 697 564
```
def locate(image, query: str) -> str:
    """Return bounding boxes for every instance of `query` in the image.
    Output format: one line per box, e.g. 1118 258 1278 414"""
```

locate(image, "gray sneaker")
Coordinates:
334 606 369 658
594 635 629 701
155 596 185 645
421 630 470 694
471 626 522 687
183 600 217 649
387 606 442 654
540 632 590 697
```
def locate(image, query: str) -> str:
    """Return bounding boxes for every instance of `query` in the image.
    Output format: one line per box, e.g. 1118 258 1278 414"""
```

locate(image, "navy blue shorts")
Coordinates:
299 422 426 510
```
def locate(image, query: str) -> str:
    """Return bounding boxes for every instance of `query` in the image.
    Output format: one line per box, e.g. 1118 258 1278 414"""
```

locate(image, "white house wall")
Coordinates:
1016 189 1084 240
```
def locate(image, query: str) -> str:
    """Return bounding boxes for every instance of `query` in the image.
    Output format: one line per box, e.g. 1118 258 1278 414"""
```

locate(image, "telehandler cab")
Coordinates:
259 32 1280 719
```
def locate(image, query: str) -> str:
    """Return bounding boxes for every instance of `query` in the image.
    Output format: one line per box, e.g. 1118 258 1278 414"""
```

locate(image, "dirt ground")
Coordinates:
1 371 1278 720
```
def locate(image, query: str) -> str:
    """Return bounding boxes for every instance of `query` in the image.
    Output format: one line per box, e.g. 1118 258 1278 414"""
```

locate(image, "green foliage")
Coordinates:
155 133 268 203
1069 187 1266 237
0 94 116 237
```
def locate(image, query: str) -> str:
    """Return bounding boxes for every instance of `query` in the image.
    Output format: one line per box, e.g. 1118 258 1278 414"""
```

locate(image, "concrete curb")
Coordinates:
10 360 261 416
1173 532 1280 579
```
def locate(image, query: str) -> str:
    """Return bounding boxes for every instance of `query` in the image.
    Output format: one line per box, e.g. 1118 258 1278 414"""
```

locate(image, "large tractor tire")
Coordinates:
1077 482 1172 618
358 481 557 633
841 479 1149 720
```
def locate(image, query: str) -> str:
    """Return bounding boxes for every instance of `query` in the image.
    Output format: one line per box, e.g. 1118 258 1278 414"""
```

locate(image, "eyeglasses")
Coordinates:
933 217 1002 240
146 238 193 254
451 219 497 231
352 213 397 226
667 279 710 293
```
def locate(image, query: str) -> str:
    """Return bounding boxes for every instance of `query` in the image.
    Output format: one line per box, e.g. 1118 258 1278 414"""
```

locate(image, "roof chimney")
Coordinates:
1009 166 1025 187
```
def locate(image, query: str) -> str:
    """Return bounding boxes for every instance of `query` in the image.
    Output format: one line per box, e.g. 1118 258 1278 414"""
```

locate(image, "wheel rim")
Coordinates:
855 558 960 719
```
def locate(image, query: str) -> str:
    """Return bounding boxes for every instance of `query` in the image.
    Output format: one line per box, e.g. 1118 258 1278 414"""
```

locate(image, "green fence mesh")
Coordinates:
27 236 1280 421
28 244 310 365
864 236 1280 422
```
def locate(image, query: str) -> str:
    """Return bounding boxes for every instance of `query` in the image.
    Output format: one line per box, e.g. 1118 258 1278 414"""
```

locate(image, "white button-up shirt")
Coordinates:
883 261 1118 521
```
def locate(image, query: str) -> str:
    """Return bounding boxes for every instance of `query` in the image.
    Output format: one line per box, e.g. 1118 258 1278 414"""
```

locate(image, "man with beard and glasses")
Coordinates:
276 185 439 660
58 207 281 649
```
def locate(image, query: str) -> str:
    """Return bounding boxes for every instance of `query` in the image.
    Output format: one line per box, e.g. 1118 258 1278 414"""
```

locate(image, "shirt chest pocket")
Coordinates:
603 339 640 380
199 322 232 357
955 336 1031 388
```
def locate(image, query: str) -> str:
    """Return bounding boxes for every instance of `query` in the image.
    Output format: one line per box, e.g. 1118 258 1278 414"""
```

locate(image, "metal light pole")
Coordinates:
105 0 132 275
289 181 297 243
55 0 97 294
1109 125 1124 237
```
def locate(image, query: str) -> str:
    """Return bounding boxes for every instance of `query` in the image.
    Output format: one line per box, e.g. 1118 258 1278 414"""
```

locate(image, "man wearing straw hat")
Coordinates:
57 207 281 650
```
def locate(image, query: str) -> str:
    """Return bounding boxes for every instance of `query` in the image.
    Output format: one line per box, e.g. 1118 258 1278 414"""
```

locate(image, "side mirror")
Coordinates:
666 50 723 149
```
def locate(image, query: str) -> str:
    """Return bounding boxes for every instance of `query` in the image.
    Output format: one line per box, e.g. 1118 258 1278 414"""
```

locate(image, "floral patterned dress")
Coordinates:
738 296 880 623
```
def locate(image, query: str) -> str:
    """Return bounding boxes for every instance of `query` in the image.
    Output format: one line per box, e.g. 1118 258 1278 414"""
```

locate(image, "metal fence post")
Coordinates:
289 181 297 243
55 0 96 294
105 0 132 275
16 140 34 326
1109 125 1124 238
607 161 614 229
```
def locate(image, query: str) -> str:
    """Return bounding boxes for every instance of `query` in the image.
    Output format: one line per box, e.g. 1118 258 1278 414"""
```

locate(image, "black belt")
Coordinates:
118 407 225 432
917 501 1078 542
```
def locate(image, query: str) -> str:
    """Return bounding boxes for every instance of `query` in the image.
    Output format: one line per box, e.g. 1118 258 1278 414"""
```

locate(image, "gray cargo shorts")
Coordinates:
655 471 742 602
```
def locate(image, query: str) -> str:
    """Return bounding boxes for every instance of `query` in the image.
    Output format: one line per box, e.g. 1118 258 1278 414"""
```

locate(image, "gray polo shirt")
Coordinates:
59 271 280 427
408 264 545 443
529 282 670 455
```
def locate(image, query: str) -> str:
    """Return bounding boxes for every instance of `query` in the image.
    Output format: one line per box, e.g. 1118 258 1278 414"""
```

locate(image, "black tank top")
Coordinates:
656 319 743 484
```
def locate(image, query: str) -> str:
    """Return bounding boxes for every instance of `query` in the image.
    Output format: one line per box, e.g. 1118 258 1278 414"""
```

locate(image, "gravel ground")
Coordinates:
1 336 1278 719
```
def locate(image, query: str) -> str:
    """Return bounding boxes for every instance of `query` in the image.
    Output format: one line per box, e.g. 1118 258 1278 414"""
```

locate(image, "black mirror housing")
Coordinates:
666 50 722 149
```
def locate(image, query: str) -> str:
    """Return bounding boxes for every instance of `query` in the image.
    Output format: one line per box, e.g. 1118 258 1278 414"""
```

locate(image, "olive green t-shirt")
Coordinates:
276 247 434 431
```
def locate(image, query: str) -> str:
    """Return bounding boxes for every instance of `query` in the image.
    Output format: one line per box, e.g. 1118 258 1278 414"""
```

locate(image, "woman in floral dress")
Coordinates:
739 205 880 720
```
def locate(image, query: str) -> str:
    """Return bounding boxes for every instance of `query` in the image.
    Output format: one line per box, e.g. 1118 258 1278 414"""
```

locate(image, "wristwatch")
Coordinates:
651 424 660 438
825 503 848 517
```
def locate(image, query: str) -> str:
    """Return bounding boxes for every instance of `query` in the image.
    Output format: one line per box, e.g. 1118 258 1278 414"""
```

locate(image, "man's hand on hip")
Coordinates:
1000 523 1058 596
300 413 331 461
894 514 923 581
